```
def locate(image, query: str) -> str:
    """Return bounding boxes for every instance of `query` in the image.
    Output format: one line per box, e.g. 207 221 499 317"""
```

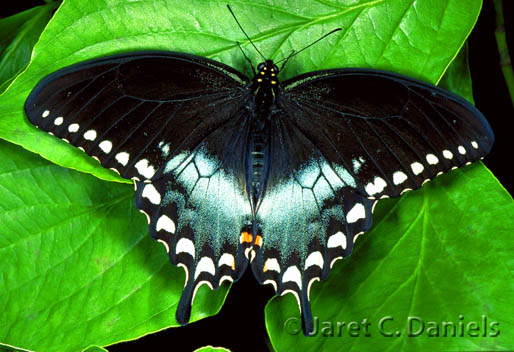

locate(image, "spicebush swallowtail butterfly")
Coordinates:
24 7 493 336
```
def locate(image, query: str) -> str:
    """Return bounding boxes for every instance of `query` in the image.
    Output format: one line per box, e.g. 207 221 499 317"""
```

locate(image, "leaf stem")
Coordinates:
493 0 514 106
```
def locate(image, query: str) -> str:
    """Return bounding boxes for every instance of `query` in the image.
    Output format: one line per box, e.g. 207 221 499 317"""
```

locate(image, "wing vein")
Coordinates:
280 98 361 191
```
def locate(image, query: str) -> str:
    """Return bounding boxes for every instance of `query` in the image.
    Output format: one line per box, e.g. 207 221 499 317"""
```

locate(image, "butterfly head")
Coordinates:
255 60 279 86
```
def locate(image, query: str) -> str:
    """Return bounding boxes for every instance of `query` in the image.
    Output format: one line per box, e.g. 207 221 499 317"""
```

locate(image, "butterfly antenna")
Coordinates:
236 41 257 75
278 50 295 72
227 4 266 61
275 28 343 68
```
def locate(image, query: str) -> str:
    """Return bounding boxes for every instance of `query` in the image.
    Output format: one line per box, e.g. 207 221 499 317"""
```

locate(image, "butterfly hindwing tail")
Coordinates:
135 177 252 324
252 185 376 335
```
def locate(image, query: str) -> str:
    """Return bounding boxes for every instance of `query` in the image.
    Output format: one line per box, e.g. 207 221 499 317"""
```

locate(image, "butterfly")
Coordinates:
24 7 494 336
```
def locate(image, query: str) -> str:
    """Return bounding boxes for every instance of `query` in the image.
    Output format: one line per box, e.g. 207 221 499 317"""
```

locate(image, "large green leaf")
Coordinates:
0 3 57 94
0 0 512 351
440 42 474 104
0 140 228 352
193 347 231 352
266 164 514 350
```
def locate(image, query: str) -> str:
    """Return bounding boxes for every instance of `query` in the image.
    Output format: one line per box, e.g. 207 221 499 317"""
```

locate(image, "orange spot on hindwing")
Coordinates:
240 231 253 244
254 234 262 247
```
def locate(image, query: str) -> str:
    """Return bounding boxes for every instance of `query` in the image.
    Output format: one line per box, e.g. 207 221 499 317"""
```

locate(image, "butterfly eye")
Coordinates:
257 63 265 71
272 65 279 73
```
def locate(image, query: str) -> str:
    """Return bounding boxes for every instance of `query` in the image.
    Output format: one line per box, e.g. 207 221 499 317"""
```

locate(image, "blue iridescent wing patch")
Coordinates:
135 140 253 323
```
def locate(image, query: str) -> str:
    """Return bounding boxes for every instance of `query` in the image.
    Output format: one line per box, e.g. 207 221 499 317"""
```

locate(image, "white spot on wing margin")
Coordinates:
156 214 175 233
346 203 366 223
98 140 112 153
135 159 156 179
83 129 97 141
327 231 346 250
142 184 161 205
176 238 195 258
115 152 130 166
194 257 216 279
282 266 302 289
304 251 324 270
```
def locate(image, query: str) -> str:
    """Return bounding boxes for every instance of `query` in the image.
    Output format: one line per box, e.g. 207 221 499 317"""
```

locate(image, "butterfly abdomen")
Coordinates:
247 118 270 211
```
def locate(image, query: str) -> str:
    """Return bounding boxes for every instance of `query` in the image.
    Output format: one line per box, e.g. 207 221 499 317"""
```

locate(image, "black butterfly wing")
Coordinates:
281 68 494 199
24 51 254 324
251 68 493 334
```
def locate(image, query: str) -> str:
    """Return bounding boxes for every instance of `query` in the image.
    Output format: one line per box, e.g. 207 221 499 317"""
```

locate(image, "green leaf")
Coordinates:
0 7 39 57
0 140 229 352
0 0 511 351
440 42 475 104
0 3 57 94
82 347 108 352
267 164 514 351
193 346 231 352
0 342 29 352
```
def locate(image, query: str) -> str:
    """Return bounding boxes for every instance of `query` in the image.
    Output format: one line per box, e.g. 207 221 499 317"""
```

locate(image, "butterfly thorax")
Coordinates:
251 60 280 111
246 60 280 212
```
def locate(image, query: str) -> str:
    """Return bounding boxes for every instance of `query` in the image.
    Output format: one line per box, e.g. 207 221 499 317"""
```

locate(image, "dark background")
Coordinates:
1 1 512 351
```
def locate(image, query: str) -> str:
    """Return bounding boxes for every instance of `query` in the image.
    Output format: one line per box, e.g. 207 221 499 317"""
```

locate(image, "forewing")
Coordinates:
281 68 494 199
24 51 249 181
24 51 253 324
